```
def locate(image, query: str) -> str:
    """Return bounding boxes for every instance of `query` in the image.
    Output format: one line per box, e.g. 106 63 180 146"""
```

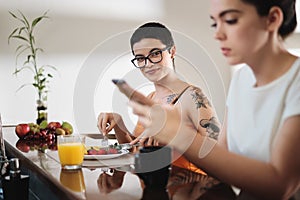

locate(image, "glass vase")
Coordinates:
36 99 48 125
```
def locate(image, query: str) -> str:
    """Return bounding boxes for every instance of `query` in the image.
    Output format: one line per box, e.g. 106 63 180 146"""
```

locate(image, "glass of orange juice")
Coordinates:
57 135 85 170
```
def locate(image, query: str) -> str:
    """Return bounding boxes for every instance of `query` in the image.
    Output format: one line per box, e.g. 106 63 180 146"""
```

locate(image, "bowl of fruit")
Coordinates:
15 120 73 152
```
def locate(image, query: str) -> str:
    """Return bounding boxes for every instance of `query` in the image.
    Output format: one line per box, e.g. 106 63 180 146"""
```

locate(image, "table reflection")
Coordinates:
94 165 236 200
97 168 125 194
60 169 86 199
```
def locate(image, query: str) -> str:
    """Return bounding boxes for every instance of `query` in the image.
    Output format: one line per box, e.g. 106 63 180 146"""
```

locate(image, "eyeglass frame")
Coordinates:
131 46 171 68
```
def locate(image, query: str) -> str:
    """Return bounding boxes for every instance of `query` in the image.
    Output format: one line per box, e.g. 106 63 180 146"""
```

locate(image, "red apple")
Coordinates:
15 124 30 139
47 122 61 130
16 139 30 153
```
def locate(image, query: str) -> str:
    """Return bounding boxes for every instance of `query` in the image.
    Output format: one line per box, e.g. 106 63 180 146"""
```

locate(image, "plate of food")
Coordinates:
84 146 129 160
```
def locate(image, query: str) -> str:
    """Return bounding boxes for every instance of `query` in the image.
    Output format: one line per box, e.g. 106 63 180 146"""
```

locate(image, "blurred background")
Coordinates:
0 0 299 133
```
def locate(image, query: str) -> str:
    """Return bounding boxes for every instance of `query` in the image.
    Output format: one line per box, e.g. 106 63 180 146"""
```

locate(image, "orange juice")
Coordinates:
58 143 84 166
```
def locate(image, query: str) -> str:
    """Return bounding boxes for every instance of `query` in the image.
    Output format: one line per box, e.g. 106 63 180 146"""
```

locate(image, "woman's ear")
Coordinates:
267 6 283 33
170 46 176 59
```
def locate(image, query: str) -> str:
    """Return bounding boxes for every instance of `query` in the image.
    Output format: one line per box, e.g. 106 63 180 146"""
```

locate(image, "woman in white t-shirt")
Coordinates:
129 0 300 199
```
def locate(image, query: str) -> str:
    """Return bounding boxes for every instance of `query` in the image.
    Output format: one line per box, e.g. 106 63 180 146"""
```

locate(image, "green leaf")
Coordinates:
11 35 28 42
15 44 27 53
13 68 22 75
26 55 33 63
14 66 34 74
16 83 31 93
40 78 46 83
38 84 45 90
18 26 28 35
32 16 43 28
16 45 30 57
35 48 44 53
38 68 44 73
23 59 31 66
18 10 30 28
32 10 49 27
8 28 19 43
8 11 18 19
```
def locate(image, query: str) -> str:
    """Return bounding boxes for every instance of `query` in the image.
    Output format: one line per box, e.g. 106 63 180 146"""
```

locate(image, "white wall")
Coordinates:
0 0 299 133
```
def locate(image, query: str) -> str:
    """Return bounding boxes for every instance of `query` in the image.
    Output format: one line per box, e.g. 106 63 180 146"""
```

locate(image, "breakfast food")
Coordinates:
86 147 119 155
86 145 120 155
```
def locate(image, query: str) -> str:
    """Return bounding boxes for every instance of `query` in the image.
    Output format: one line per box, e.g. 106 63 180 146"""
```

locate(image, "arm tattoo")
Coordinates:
166 94 178 104
200 117 220 140
190 87 212 109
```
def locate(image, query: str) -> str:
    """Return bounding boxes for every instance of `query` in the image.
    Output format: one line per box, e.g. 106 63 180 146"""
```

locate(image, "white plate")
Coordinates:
84 149 129 160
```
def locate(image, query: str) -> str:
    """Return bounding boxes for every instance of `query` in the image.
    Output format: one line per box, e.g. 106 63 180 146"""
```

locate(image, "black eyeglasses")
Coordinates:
131 46 170 68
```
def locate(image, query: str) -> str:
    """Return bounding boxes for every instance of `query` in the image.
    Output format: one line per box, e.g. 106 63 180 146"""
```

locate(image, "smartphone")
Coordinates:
112 79 153 106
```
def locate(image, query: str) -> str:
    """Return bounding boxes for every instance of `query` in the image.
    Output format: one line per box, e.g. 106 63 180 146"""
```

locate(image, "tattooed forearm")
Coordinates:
190 87 212 109
200 117 220 140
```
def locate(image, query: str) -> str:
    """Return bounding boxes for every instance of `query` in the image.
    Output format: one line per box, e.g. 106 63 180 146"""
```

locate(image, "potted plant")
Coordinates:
8 10 56 124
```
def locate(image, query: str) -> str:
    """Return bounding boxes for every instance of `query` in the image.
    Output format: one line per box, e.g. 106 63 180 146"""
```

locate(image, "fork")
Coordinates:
101 134 109 147
101 123 110 148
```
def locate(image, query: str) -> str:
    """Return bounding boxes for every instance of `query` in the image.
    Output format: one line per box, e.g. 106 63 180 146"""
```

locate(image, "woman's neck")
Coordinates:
247 43 297 87
154 76 188 94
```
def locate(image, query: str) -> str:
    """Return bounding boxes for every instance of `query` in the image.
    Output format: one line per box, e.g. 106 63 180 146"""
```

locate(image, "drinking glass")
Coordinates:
57 135 85 170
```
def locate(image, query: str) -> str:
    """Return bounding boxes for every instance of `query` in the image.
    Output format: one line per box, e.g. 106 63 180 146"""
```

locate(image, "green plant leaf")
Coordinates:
8 28 19 43
16 45 30 57
18 27 24 34
40 78 46 83
16 83 31 92
15 44 28 53
22 59 32 66
13 66 34 75
8 11 18 19
11 35 28 42
32 16 44 28
18 10 30 28
13 68 22 75
38 67 45 74
26 55 33 63
32 15 49 29
35 48 44 53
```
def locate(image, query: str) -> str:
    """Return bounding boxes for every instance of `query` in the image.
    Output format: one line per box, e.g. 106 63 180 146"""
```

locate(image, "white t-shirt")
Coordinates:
227 58 300 162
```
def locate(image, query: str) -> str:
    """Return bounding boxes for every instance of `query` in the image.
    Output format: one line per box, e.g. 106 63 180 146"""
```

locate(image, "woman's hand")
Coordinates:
139 136 160 147
97 113 122 135
129 102 183 147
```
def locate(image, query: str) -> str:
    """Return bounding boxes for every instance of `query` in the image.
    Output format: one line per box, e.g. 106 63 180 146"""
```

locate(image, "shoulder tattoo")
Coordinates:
166 93 178 104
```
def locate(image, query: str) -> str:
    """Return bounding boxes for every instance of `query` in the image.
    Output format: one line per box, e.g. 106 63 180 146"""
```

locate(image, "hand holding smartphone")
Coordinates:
112 79 154 106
